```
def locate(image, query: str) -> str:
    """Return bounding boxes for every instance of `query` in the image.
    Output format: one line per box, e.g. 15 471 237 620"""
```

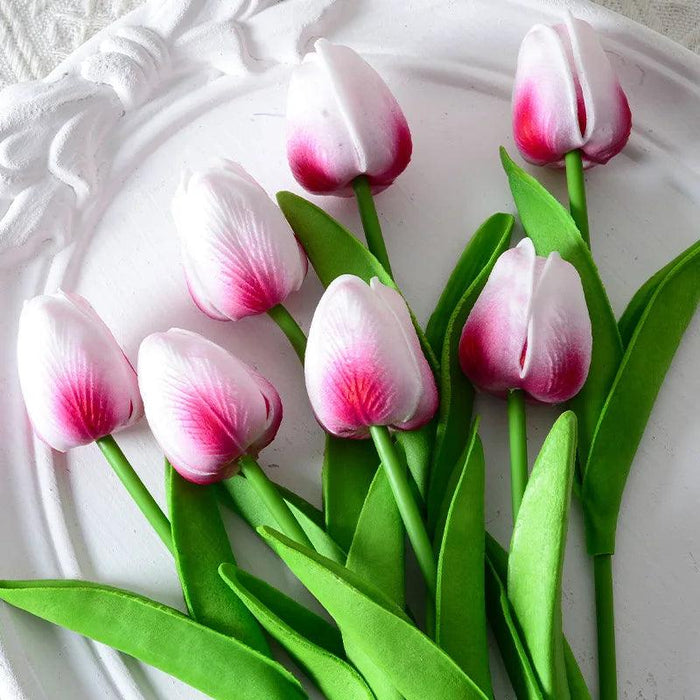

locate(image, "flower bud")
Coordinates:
17 292 143 451
512 14 631 167
287 39 412 196
172 160 307 321
459 238 592 403
138 329 282 484
305 275 437 438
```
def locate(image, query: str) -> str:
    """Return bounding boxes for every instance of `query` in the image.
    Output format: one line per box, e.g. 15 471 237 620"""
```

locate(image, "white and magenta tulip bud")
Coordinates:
138 329 282 484
17 292 143 452
172 160 307 321
512 14 631 167
305 275 437 438
286 39 412 196
459 238 592 403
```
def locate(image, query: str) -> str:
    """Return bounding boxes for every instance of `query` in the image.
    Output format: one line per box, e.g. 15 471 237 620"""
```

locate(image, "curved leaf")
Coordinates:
220 565 374 700
435 430 492 697
426 213 515 353
260 527 488 700
0 579 305 700
427 217 513 530
507 412 578 700
221 475 345 564
347 466 405 608
395 424 433 501
500 148 623 463
582 239 700 554
167 464 269 654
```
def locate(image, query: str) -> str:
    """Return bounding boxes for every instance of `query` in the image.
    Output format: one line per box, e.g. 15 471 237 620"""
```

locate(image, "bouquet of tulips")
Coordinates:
5 15 699 700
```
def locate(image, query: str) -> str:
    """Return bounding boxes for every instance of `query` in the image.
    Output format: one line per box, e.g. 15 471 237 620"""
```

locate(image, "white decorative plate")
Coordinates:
0 0 698 697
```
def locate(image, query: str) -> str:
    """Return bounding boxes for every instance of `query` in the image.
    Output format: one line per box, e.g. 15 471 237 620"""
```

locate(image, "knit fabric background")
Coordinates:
0 0 697 86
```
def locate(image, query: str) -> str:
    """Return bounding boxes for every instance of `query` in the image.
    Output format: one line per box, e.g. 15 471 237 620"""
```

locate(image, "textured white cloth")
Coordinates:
0 0 697 87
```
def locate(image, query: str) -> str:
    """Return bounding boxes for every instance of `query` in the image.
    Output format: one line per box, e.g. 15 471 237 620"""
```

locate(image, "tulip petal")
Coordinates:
305 275 436 438
287 39 411 196
564 15 631 165
138 329 281 483
172 161 307 321
521 252 592 403
459 239 537 396
17 292 142 451
512 24 584 166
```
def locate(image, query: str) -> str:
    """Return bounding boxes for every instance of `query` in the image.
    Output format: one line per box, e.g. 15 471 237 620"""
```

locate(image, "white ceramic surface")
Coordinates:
0 0 698 697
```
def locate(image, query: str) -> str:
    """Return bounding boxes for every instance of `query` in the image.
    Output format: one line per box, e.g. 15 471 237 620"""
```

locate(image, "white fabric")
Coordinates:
0 0 696 88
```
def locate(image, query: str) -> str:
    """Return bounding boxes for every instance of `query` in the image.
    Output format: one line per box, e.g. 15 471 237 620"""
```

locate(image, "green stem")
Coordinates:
96 435 173 553
352 175 394 278
594 554 618 700
369 425 436 598
507 389 528 523
267 304 307 362
565 149 590 248
233 455 314 550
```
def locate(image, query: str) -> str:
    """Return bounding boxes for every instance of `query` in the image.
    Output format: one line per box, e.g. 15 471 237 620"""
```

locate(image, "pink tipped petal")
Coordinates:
513 24 584 166
521 252 592 403
287 39 412 196
17 292 142 451
172 161 307 321
564 15 631 164
459 239 537 395
305 275 436 438
138 329 281 484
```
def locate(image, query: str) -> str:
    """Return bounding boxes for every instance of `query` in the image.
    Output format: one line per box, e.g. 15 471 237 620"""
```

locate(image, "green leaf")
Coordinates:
435 430 492 697
221 474 346 564
395 424 434 501
323 435 379 553
347 466 405 608
484 537 544 700
426 213 515 353
499 148 623 463
167 465 269 654
260 527 488 700
427 216 513 530
220 565 374 700
0 579 305 700
563 643 592 700
582 239 700 554
277 190 438 372
507 411 578 700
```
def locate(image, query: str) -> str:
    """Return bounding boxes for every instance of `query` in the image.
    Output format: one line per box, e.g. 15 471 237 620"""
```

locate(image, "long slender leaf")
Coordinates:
260 527 488 700
582 239 700 554
507 412 577 700
167 465 269 654
221 475 345 564
427 216 513 530
220 566 374 700
435 430 492 697
0 579 305 700
499 148 623 463
346 466 405 700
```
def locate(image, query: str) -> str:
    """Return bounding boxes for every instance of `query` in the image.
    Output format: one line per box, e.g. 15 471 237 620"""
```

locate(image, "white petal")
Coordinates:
172 161 307 320
17 292 142 451
138 329 280 482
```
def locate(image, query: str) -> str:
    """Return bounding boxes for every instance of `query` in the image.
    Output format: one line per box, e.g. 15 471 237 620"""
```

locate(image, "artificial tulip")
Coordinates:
138 328 311 547
459 238 592 405
305 274 438 595
286 39 412 276
17 291 172 551
172 161 309 356
286 39 411 197
512 14 631 168
17 291 143 451
460 237 591 524
305 275 437 439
